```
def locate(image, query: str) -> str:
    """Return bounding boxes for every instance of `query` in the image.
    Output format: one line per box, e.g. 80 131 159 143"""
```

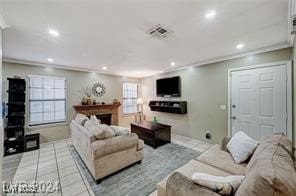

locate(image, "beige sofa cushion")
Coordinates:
84 120 115 140
75 113 89 125
166 172 221 196
110 125 130 136
91 133 139 159
235 135 296 196
157 159 231 196
196 145 246 175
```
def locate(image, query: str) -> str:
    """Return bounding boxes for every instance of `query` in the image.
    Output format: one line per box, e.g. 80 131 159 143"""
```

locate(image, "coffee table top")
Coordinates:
131 120 171 131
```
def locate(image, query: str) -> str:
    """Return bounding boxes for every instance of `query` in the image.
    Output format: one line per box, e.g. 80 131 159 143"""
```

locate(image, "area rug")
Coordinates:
69 143 201 196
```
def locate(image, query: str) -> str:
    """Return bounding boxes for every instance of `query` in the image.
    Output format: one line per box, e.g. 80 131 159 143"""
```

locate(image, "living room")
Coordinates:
0 0 296 196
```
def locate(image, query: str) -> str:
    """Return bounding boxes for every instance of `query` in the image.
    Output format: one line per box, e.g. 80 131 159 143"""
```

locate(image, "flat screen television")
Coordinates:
156 76 181 97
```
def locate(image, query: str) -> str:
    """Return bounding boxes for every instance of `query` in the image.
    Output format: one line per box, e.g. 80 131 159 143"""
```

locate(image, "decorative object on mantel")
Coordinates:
113 98 119 104
81 97 88 105
101 102 105 105
81 86 93 105
92 82 106 97
93 99 97 105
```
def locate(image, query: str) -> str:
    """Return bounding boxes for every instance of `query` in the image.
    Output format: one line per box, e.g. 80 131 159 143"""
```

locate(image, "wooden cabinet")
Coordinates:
131 121 171 148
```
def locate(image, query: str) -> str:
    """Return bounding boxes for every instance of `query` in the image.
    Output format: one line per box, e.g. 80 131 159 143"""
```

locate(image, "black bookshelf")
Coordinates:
4 78 26 156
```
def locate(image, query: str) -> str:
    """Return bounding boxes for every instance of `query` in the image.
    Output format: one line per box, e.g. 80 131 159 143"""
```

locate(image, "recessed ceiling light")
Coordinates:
48 28 59 37
47 58 53 63
170 61 176 66
102 66 107 70
236 43 244 49
205 10 216 19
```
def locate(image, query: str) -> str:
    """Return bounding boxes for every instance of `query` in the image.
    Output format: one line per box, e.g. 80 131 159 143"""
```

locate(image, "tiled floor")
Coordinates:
5 140 94 196
171 133 212 152
3 134 212 196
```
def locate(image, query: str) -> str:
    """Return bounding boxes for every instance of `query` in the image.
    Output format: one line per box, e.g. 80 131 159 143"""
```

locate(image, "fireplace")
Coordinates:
95 113 112 125
73 103 121 125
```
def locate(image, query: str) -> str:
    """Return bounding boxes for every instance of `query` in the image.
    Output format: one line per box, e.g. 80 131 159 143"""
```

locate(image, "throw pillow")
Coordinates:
96 124 115 139
191 172 245 195
84 120 104 139
110 126 130 136
227 131 258 163
90 115 101 125
84 120 115 140
221 137 231 152
75 113 89 126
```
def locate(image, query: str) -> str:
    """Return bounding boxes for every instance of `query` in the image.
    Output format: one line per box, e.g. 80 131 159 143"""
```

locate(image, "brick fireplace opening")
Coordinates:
95 113 112 125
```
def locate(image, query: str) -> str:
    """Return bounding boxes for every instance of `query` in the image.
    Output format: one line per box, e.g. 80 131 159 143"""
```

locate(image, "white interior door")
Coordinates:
230 64 287 140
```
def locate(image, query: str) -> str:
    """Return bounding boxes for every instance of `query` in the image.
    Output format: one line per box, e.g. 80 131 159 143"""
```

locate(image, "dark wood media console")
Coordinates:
149 101 187 114
131 121 171 148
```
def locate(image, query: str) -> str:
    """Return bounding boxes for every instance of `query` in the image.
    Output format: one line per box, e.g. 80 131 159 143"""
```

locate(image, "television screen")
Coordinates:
156 76 181 97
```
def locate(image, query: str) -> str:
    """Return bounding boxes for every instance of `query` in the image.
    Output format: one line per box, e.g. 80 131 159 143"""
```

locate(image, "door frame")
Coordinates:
227 61 292 140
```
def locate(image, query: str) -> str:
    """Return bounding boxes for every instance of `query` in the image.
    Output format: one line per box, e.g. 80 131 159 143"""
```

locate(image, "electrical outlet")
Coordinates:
220 105 226 111
205 130 212 140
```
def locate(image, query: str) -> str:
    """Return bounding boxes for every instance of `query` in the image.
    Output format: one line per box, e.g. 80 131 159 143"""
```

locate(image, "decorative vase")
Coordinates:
101 102 105 105
93 99 97 105
113 98 118 103
86 97 92 105
81 97 87 105
152 116 158 124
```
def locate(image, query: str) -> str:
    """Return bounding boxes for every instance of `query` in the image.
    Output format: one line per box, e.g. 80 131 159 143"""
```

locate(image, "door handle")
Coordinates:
232 116 236 120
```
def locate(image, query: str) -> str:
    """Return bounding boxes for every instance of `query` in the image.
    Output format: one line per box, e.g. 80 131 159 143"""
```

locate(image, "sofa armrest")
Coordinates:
166 172 220 196
91 133 139 159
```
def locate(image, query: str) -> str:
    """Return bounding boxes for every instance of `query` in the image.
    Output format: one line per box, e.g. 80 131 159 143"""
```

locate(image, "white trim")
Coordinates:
3 58 131 78
227 61 293 140
4 42 292 79
0 13 9 29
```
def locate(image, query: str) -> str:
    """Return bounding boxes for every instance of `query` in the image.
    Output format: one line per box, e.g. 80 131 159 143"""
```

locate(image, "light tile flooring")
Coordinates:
3 134 212 196
171 133 212 152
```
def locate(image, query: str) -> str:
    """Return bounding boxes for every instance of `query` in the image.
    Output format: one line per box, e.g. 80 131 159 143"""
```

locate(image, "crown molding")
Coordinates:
3 42 292 79
148 42 292 78
2 58 138 78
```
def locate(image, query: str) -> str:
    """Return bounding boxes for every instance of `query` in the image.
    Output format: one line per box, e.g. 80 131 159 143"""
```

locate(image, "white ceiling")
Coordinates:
0 0 291 78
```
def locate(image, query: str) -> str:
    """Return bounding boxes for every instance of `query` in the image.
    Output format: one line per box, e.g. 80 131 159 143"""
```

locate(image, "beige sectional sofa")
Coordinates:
157 134 296 196
70 120 144 182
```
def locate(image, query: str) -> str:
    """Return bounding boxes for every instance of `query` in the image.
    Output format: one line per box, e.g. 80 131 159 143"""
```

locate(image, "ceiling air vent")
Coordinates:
146 24 173 39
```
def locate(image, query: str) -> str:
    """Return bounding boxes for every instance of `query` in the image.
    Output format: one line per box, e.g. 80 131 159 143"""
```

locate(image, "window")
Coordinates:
122 82 139 115
28 75 66 126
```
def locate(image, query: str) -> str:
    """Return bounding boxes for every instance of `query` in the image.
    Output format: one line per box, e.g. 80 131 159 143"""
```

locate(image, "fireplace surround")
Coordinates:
73 103 121 125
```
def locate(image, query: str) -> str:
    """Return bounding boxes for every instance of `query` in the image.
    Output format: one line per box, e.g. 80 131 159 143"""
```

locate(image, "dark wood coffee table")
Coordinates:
131 121 171 148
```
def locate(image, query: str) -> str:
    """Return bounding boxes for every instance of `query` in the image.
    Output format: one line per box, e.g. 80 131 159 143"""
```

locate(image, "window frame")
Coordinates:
28 75 67 126
122 82 139 116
